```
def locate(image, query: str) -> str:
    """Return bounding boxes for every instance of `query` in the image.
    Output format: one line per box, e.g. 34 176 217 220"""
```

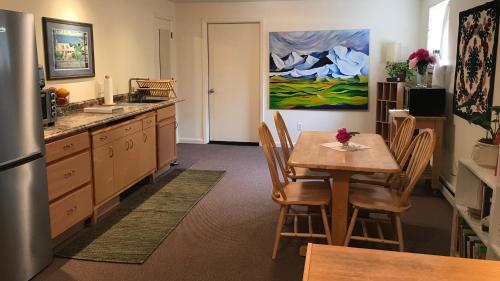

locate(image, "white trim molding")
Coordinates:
178 138 205 144
201 17 265 144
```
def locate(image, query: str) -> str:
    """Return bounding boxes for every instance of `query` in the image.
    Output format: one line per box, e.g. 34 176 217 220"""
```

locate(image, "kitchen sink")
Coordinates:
128 99 169 104
140 100 166 103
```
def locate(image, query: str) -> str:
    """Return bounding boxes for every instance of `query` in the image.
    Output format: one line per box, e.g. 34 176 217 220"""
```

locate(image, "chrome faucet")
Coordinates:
128 77 149 102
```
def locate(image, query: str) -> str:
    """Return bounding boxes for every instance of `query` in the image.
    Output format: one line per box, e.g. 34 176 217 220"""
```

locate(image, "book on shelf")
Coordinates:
467 207 481 220
458 219 487 259
481 183 493 232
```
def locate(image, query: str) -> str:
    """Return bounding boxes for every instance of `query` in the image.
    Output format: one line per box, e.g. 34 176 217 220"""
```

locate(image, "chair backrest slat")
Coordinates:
390 115 416 165
259 122 289 201
274 112 296 175
398 129 436 205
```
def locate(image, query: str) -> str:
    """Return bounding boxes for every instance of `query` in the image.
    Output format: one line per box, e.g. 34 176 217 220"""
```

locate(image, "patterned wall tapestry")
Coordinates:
453 0 499 121
269 29 369 110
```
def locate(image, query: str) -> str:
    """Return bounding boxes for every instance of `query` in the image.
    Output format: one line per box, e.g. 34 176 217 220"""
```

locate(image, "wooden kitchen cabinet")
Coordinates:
113 130 144 192
91 113 157 220
157 117 177 169
45 131 93 239
141 126 157 174
92 144 115 205
49 184 93 238
157 104 177 170
46 151 91 201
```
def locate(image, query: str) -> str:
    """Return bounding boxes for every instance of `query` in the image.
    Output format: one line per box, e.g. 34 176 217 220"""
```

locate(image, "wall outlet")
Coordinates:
297 122 303 132
97 82 104 97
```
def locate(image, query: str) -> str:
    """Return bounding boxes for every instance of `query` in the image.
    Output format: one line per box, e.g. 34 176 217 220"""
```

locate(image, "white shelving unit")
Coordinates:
450 158 500 260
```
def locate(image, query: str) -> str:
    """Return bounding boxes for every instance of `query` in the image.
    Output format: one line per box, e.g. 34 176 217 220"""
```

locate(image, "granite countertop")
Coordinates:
44 98 183 142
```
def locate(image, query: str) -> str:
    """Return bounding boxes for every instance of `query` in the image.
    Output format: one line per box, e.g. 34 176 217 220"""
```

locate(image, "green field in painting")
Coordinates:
269 75 368 109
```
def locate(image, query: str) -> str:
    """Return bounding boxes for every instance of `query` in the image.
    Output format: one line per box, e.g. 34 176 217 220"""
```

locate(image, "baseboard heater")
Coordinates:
439 176 455 197
209 141 259 146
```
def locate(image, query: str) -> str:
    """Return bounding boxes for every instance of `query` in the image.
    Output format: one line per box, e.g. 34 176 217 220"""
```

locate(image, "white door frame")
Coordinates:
153 17 176 80
201 18 264 144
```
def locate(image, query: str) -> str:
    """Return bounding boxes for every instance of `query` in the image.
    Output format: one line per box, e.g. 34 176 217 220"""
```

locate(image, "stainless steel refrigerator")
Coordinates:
0 9 53 281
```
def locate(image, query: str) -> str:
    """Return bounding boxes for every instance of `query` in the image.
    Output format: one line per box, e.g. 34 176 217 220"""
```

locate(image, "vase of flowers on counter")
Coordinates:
336 128 358 150
408 48 436 87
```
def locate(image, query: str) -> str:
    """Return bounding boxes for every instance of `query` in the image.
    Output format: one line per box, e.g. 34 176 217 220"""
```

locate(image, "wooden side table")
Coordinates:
389 109 446 189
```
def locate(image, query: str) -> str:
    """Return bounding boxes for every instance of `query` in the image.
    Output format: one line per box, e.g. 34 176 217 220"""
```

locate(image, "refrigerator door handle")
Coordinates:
0 152 43 172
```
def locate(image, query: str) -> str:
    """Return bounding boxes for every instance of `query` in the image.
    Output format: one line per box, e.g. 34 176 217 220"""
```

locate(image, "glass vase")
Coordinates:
416 65 428 88
342 142 349 150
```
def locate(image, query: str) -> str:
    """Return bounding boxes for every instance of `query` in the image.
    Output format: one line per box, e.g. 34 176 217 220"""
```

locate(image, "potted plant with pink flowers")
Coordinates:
336 128 358 150
408 48 437 87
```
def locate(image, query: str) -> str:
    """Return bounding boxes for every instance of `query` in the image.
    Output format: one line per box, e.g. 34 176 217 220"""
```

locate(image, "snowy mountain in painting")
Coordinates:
270 46 369 79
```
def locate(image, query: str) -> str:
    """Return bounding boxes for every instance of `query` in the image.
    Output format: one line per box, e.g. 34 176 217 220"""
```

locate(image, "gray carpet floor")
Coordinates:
34 143 453 281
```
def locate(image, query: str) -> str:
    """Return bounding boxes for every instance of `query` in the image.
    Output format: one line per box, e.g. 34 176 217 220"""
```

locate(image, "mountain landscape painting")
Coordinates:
269 29 369 110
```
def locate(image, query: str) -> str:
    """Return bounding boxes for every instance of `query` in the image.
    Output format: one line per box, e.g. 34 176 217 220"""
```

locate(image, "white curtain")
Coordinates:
432 1 451 87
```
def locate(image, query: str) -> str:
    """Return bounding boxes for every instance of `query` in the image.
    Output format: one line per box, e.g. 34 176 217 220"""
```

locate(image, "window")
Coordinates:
427 0 450 64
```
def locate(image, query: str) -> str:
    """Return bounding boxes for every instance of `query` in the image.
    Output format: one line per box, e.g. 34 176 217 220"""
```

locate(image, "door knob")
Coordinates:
208 89 215 95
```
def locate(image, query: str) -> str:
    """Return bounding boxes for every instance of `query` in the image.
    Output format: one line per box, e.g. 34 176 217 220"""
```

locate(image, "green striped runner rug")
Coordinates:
55 169 225 264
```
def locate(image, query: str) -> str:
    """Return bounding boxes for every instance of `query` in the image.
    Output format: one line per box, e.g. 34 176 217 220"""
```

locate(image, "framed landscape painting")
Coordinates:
453 1 499 122
42 17 95 80
269 29 369 110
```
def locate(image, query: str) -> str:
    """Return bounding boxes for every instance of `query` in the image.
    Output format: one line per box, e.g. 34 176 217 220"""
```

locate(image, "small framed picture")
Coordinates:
42 17 95 80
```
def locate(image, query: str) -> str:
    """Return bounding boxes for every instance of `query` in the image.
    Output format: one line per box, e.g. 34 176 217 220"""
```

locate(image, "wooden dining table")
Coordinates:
288 132 400 245
303 243 500 281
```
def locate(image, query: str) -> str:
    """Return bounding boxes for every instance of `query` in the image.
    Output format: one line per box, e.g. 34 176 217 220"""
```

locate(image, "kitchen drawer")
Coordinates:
49 184 93 238
118 120 141 137
142 115 156 130
47 151 92 201
92 120 141 148
92 129 118 148
157 105 175 121
46 131 90 163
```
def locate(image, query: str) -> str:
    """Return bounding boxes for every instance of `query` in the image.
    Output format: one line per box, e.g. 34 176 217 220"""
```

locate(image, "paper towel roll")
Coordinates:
104 75 114 105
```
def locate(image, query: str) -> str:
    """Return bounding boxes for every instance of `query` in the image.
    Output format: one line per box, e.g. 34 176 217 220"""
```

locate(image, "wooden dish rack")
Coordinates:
135 80 177 99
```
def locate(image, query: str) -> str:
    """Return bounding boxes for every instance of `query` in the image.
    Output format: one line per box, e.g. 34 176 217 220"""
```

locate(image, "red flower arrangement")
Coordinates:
408 48 436 75
336 128 357 144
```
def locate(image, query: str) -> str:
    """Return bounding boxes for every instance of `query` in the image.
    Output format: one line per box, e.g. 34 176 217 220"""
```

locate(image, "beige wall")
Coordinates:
420 0 500 191
174 0 421 143
0 0 174 102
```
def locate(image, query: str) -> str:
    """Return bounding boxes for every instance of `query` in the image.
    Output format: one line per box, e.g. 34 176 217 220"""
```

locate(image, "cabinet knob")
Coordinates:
66 205 78 216
108 146 114 157
125 140 130 151
63 170 75 179
100 136 108 141
143 133 148 143
63 143 74 150
130 139 134 149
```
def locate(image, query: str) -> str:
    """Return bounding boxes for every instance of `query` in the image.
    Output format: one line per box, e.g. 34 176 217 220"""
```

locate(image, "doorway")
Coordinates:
207 23 260 143
154 18 173 80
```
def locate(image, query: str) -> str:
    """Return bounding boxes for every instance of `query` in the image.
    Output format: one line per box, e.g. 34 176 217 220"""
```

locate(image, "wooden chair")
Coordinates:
259 122 332 259
351 115 416 188
344 129 436 251
274 111 331 182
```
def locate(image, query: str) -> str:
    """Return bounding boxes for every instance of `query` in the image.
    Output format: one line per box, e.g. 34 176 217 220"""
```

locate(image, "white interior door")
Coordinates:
159 29 172 79
154 18 173 80
208 23 260 143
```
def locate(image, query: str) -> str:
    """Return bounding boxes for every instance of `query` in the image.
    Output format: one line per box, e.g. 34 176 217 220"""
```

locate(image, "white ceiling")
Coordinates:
171 0 300 2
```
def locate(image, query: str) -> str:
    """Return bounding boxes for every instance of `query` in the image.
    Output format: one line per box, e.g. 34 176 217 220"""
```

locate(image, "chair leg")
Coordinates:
320 205 332 245
394 213 405 252
344 207 359 246
391 214 398 240
272 206 287 259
